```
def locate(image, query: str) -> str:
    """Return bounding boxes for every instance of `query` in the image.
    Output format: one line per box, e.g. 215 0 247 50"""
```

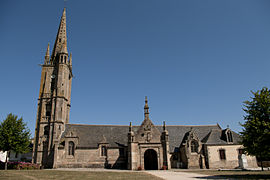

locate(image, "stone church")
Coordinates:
32 9 258 170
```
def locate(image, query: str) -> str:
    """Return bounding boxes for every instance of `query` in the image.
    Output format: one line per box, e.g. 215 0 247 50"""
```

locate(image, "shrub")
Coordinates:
0 161 40 170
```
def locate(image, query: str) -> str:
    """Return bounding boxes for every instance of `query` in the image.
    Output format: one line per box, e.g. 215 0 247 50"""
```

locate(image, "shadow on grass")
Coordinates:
195 174 270 179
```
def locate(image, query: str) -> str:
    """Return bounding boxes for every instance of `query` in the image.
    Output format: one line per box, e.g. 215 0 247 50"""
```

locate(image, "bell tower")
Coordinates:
32 8 73 168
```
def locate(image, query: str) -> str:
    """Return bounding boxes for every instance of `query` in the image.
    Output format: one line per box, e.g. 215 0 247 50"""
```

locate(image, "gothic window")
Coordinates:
64 56 67 63
101 146 107 156
50 75 55 91
60 56 63 63
68 141 75 156
191 140 198 153
219 149 226 160
44 125 49 136
46 104 51 117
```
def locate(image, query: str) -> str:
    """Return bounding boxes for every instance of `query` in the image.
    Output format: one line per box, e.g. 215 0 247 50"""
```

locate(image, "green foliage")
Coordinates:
241 87 270 159
0 113 31 154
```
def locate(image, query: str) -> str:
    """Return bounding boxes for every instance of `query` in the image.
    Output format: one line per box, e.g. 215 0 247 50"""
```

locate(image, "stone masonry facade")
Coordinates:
32 8 258 170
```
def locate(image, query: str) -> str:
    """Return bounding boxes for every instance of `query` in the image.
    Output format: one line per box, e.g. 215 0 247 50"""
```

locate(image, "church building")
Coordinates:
32 9 258 170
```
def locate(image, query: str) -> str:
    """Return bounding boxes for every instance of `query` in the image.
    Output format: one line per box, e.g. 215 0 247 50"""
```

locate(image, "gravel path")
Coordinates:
145 170 209 180
55 168 210 179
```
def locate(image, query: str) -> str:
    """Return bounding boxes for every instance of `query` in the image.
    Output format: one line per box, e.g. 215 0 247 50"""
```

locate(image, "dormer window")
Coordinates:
226 130 233 142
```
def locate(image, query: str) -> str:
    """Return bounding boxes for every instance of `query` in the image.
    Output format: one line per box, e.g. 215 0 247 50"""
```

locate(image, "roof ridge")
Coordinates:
67 123 130 127
164 124 218 127
67 123 219 127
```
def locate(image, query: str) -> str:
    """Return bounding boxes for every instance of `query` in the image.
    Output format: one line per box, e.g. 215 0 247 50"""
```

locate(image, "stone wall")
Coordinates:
206 145 257 169
56 147 126 168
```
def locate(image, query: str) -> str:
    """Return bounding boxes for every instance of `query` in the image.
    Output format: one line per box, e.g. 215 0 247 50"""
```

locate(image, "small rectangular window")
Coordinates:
219 149 226 160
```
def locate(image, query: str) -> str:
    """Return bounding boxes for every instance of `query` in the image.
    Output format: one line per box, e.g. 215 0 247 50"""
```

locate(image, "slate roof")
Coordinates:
62 123 240 152
201 129 240 145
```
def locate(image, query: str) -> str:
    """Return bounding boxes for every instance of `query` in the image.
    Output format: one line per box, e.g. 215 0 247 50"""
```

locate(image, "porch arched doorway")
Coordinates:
144 149 158 170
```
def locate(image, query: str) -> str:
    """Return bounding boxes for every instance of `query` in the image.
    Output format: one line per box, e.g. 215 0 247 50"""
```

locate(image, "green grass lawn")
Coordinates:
181 169 270 179
0 170 163 180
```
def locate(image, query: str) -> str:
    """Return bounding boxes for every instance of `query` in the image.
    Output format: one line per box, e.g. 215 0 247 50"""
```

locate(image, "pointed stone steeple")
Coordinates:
33 7 73 168
44 43 50 64
52 8 67 59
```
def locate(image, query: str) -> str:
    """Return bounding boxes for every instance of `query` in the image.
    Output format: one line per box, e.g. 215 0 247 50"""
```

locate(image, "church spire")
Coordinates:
144 96 150 120
52 8 67 59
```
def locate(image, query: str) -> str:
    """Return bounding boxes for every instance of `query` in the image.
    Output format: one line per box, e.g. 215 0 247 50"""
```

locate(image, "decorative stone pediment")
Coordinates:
134 96 161 143
135 119 161 143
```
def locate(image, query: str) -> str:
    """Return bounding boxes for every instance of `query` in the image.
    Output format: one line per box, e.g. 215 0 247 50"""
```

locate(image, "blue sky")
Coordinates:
1 0 270 136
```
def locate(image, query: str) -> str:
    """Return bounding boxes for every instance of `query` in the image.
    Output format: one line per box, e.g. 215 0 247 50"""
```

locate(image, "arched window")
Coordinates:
44 125 49 136
191 140 198 153
68 141 75 156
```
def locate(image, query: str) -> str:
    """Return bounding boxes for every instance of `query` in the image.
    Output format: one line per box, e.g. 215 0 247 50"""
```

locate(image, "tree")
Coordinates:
0 113 31 170
241 87 270 170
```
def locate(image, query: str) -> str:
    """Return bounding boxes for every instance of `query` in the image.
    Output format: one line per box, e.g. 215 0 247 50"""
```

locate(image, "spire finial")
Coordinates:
163 121 166 131
144 96 149 119
44 43 50 64
46 43 50 57
129 122 132 132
